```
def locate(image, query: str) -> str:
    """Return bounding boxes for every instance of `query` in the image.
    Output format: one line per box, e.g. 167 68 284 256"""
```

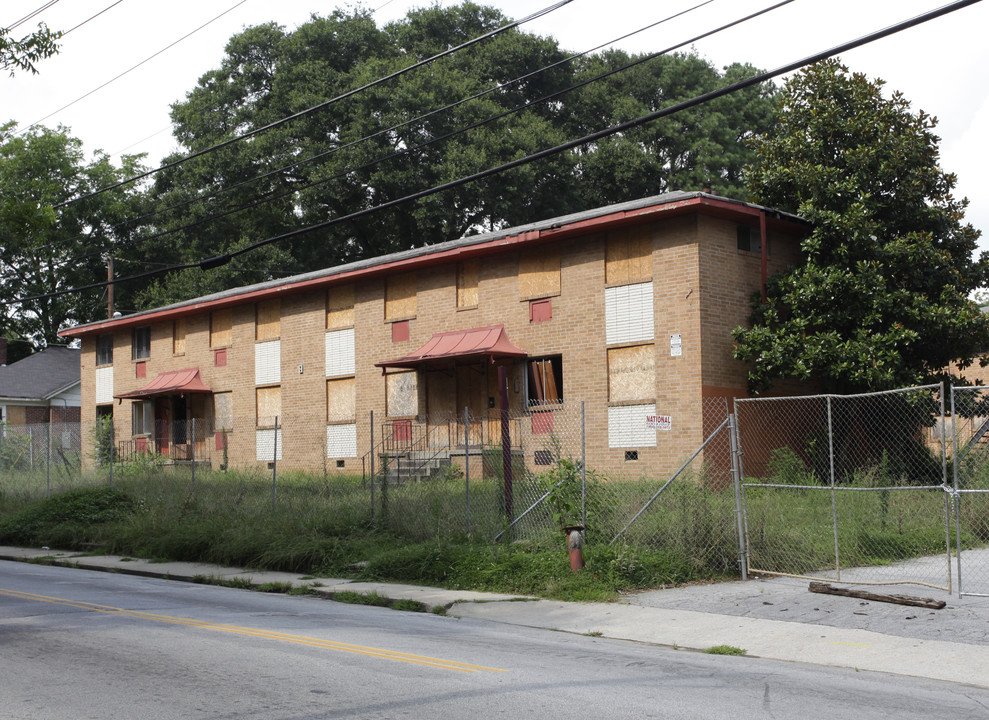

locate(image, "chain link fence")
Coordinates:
735 385 953 590
949 385 989 597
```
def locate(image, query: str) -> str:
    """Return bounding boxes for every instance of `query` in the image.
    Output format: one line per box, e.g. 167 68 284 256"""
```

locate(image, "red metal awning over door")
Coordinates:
375 325 526 370
114 368 212 399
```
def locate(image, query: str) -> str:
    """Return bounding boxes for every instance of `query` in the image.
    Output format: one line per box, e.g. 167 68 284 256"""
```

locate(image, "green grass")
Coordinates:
0 458 980 601
703 645 746 656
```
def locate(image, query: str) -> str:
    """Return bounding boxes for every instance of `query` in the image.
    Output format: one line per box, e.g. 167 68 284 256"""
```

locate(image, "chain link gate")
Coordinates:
950 385 989 597
735 385 954 592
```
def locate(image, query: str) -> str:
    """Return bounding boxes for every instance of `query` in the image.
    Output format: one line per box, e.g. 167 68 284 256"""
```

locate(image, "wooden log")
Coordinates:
808 582 946 609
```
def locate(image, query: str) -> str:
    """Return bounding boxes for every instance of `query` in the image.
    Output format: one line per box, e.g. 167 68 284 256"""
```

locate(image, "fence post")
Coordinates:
190 418 196 488
827 395 840 579
271 416 278 510
728 413 747 580
581 401 586 532
370 410 375 522
464 406 471 536
109 419 114 489
949 383 963 597
46 423 52 499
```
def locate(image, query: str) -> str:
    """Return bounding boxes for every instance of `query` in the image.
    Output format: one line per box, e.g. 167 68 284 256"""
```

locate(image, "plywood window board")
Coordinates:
210 309 232 348
326 377 356 423
519 247 560 299
606 227 653 286
385 273 417 320
256 298 281 341
173 318 186 355
327 284 355 329
457 260 479 308
386 371 418 417
608 344 656 403
256 386 281 427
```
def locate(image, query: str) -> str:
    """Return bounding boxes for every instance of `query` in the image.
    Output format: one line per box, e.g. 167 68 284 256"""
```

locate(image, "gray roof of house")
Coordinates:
66 191 804 333
0 346 81 402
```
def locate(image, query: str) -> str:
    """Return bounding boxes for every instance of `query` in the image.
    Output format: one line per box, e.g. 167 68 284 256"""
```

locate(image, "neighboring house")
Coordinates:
59 192 806 475
0 343 82 426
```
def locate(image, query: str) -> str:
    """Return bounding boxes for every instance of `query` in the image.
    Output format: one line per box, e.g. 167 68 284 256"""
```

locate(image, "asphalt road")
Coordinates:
4 561 989 719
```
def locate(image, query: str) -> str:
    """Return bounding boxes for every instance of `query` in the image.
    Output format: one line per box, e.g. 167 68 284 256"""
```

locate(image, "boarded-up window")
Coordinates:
608 345 655 403
519 247 560 299
325 328 355 377
385 273 416 320
95 366 114 404
213 392 233 431
256 386 281 428
608 404 657 448
606 227 652 285
605 282 654 345
457 260 479 308
527 357 562 407
256 299 280 340
210 309 232 347
386 371 418 417
327 377 356 423
326 424 357 458
326 284 355 328
173 319 186 355
255 340 281 386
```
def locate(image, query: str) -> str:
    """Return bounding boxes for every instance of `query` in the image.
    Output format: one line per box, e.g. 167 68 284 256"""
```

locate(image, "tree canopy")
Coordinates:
732 59 989 394
0 123 146 347
124 3 777 308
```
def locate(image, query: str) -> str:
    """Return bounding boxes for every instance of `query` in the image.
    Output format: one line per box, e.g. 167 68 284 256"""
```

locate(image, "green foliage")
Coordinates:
1 23 60 75
0 427 32 471
734 59 989 395
766 447 809 485
0 123 146 346
0 487 133 546
91 416 116 468
703 645 746 656
119 3 776 308
537 457 590 529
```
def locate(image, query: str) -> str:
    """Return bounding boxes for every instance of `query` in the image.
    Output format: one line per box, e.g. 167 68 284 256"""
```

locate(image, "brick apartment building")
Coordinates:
60 192 806 476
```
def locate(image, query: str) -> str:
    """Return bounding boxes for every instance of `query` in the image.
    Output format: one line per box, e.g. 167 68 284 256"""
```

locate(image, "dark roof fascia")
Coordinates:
60 192 805 339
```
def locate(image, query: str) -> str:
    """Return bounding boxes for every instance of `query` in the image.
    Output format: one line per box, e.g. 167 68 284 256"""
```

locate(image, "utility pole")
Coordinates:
106 256 114 319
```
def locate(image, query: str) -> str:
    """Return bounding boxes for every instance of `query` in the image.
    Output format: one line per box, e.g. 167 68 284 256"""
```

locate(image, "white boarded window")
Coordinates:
256 428 283 461
213 392 233 431
326 424 357 458
605 282 654 345
608 403 657 448
255 340 281 385
95 366 114 404
326 328 355 377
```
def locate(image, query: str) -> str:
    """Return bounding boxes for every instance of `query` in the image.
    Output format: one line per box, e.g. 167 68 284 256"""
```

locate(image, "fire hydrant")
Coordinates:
564 525 585 572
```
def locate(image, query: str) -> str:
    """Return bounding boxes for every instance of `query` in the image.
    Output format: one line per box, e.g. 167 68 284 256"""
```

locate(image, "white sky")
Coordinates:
3 0 988 251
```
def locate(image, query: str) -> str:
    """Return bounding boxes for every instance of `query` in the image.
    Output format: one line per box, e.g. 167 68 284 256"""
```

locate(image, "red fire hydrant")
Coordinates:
564 525 585 572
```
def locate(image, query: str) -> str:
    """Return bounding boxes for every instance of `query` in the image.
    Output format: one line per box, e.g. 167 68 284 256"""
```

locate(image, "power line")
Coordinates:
52 0 577 210
14 0 980 307
52 0 721 264
62 0 130 36
5 0 62 31
17 0 249 133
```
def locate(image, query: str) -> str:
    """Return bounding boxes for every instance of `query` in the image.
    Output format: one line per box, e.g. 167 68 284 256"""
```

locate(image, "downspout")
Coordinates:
760 209 768 303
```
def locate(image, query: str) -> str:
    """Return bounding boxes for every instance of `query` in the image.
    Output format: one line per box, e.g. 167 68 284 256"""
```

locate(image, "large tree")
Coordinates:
732 59 989 394
126 3 777 308
0 123 147 347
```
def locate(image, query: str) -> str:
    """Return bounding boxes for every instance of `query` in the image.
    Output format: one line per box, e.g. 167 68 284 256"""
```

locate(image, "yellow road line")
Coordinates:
1 588 507 673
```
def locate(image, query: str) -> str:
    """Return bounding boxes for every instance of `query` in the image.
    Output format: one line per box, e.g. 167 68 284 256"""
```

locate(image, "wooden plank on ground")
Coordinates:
808 582 946 609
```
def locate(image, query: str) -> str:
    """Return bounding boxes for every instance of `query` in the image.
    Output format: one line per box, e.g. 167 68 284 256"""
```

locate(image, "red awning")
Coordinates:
114 368 212 400
375 325 526 370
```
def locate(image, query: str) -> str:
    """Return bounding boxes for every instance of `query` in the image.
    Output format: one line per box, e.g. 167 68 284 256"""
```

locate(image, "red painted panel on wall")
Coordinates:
215 432 228 451
392 320 410 343
136 362 146 378
530 298 552 323
392 419 412 444
531 410 554 434
215 348 227 367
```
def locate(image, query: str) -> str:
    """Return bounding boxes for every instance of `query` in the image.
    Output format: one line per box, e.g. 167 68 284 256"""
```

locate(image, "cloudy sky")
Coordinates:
4 0 988 249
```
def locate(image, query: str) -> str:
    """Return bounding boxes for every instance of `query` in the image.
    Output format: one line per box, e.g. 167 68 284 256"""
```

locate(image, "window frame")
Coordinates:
96 334 114 366
131 400 153 436
526 355 563 408
131 325 151 361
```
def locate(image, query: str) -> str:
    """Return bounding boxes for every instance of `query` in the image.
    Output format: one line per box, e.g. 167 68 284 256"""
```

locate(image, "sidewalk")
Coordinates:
3 546 988 688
